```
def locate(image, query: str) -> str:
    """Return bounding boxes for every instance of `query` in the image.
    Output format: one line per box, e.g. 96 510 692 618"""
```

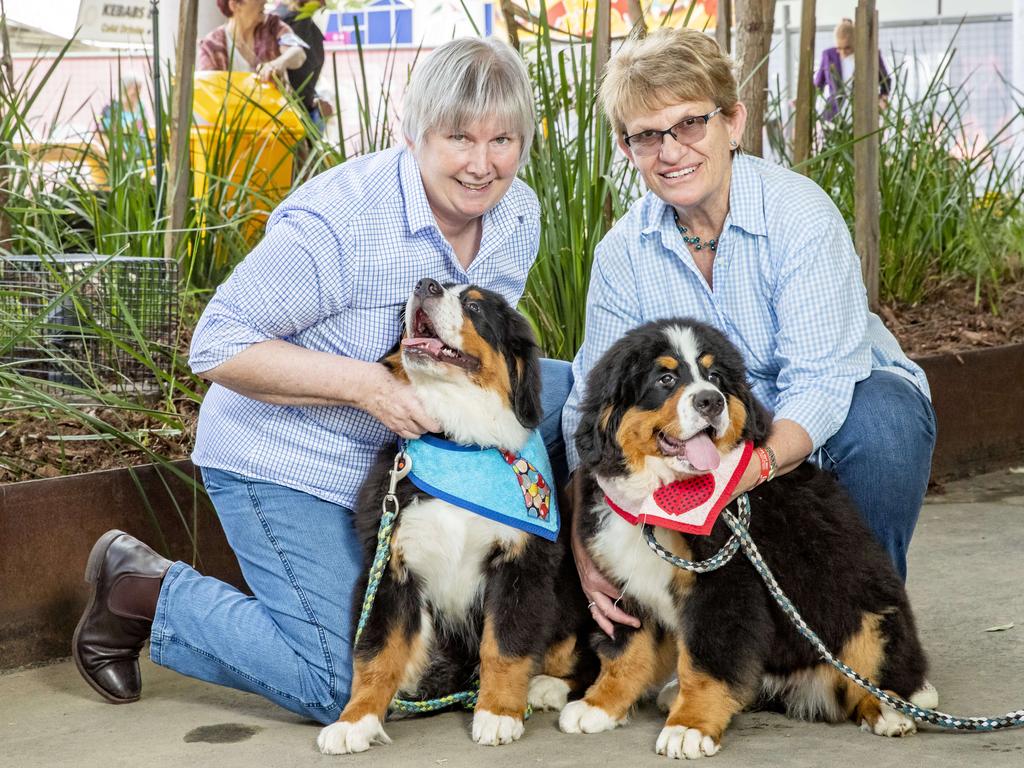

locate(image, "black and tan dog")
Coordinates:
318 278 593 755
561 318 931 759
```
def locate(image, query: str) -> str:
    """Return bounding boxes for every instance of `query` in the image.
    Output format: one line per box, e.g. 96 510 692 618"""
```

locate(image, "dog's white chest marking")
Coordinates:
590 505 682 631
396 497 523 618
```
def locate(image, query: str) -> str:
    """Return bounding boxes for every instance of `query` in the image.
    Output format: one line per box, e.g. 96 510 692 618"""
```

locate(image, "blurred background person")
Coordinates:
271 0 333 132
198 0 307 84
814 17 891 119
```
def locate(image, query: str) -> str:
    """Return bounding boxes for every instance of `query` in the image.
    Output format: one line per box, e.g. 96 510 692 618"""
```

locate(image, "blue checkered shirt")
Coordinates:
563 153 930 471
190 146 540 507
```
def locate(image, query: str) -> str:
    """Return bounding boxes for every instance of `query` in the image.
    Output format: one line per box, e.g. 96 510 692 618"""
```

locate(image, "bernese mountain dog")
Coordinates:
318 278 592 755
561 318 930 759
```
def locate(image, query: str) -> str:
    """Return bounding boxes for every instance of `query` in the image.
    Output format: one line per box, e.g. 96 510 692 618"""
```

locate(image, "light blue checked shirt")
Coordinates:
189 145 540 508
563 153 929 471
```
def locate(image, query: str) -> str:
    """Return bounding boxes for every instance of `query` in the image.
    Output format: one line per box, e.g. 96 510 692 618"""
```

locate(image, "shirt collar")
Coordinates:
399 146 438 235
639 153 768 239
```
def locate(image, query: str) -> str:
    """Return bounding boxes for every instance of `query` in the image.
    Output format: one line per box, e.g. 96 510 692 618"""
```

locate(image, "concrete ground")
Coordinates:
3 469 1024 768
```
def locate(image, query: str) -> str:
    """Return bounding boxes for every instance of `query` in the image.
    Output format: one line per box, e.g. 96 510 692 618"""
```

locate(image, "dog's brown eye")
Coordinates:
466 301 481 314
708 372 723 387
658 372 677 387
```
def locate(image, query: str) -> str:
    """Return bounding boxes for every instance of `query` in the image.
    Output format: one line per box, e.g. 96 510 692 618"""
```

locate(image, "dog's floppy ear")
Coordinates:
739 384 771 445
504 310 543 430
574 342 641 471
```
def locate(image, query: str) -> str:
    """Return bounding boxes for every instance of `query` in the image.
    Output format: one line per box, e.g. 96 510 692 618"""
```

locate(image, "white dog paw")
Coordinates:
860 704 917 737
528 675 571 712
317 714 391 754
910 679 939 710
558 700 622 734
656 725 721 759
657 679 680 713
471 709 524 746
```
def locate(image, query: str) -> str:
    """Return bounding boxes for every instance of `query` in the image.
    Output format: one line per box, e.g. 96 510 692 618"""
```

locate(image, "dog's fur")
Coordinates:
318 280 594 755
561 318 929 759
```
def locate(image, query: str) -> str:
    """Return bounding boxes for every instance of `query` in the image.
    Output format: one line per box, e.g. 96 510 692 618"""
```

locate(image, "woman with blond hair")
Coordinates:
814 17 892 118
564 27 934 638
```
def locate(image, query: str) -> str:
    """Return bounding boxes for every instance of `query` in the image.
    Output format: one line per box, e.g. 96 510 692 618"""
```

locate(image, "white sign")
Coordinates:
75 0 153 44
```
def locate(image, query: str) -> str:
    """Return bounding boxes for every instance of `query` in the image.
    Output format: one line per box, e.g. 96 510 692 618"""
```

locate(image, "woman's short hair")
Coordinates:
402 37 535 166
600 27 739 138
834 18 854 50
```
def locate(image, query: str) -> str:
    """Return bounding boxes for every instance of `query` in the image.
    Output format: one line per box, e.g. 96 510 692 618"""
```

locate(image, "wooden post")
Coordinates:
853 0 880 311
735 0 776 157
164 0 199 263
792 0 816 170
716 0 732 55
500 1 521 50
0 1 14 249
627 0 647 36
595 0 612 228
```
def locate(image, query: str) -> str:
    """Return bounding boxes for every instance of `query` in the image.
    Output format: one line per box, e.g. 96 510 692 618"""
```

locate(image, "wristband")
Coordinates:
764 445 778 481
754 447 771 485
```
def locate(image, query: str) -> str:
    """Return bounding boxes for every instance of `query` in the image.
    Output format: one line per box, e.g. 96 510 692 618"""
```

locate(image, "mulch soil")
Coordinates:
2 278 1021 483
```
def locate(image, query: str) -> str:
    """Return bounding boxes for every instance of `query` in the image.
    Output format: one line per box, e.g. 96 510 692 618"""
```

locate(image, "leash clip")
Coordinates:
383 449 412 514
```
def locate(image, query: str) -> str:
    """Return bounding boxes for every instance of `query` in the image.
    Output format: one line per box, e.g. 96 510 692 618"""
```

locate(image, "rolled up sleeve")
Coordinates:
189 207 353 374
770 215 871 449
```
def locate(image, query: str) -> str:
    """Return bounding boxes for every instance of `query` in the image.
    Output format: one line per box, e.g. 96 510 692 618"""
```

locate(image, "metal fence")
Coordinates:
0 255 179 395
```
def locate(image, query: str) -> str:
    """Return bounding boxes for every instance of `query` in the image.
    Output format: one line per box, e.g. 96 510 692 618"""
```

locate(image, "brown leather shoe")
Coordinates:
72 530 171 703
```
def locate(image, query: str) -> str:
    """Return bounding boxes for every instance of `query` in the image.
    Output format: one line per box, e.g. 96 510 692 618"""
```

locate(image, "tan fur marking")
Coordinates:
383 350 409 383
665 641 743 742
495 532 528 563
387 537 408 582
657 355 679 370
341 629 416 722
715 395 748 451
477 622 534 718
542 635 579 678
616 391 683 472
584 627 662 720
599 405 613 432
465 289 485 301
699 354 714 369
833 613 887 720
460 316 513 406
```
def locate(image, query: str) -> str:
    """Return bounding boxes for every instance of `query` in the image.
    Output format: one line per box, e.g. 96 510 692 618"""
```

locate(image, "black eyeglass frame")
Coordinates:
622 107 724 153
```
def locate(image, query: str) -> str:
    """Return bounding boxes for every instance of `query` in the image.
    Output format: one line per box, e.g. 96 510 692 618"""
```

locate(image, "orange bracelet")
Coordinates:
754 447 771 485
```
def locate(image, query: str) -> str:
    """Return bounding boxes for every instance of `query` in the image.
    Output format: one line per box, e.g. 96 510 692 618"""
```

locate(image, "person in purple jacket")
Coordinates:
814 18 891 120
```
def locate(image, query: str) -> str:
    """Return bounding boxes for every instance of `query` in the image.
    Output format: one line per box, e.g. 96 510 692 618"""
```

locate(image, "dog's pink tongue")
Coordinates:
402 338 444 355
684 433 720 472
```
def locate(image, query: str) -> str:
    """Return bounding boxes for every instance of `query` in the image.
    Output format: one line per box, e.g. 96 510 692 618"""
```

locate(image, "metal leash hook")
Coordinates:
383 450 412 514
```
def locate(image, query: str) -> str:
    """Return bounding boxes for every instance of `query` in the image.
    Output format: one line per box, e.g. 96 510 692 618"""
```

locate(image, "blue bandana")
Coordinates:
402 431 560 541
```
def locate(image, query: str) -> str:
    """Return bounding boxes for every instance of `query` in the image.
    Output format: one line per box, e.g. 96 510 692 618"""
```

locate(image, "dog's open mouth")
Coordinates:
657 426 721 471
402 308 480 371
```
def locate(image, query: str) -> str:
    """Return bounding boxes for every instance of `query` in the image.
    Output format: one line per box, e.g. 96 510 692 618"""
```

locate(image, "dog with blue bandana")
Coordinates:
318 279 594 754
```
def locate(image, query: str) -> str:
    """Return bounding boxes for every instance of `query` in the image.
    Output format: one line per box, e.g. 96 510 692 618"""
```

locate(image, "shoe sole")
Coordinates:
71 529 140 704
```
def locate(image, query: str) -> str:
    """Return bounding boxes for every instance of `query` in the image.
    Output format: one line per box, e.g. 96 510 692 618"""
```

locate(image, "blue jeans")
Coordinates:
150 359 574 723
817 370 936 582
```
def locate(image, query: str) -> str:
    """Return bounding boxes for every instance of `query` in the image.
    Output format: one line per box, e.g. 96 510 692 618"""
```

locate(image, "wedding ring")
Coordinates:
587 600 597 610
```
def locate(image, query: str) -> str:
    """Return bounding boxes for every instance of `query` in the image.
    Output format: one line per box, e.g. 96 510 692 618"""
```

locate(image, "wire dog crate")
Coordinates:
0 255 179 395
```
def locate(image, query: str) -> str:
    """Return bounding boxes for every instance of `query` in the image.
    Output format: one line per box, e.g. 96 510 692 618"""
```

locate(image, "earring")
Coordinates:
730 139 738 149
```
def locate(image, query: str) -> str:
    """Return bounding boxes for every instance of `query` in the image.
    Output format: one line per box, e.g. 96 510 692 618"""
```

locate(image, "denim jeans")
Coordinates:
817 370 937 582
150 358 574 723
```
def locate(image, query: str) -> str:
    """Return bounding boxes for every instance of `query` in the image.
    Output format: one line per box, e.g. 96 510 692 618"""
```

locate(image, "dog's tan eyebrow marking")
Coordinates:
656 355 679 370
464 289 484 301
699 354 714 369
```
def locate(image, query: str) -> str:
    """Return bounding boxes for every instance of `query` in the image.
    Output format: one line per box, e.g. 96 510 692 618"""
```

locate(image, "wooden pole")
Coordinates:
164 0 199 263
500 1 521 51
792 0 816 171
595 0 612 228
0 0 14 249
735 0 776 157
715 0 732 55
853 0 880 311
627 0 647 37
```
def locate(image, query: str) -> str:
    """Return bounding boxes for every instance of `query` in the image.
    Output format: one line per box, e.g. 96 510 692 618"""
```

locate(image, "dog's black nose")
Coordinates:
693 390 724 419
415 278 444 299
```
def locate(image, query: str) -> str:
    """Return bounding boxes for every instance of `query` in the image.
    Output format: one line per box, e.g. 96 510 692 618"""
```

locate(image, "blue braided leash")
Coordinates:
642 493 1024 732
352 450 480 714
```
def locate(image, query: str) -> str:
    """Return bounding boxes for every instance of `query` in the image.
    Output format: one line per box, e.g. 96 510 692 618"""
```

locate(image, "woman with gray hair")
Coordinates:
72 36 571 724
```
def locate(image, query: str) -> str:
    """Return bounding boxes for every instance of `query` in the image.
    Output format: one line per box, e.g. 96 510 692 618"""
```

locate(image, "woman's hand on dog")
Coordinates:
571 508 641 638
360 363 442 439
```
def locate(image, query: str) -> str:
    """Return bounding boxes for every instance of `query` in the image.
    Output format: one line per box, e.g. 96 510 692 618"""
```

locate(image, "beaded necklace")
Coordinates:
673 209 718 253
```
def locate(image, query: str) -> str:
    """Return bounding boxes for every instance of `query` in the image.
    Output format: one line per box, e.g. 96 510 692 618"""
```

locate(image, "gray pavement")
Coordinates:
3 469 1024 768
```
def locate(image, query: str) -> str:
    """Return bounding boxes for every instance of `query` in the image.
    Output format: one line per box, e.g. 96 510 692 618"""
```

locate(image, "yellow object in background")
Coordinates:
190 71 306 247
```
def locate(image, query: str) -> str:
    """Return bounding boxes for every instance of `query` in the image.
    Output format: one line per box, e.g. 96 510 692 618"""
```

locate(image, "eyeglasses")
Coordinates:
622 107 723 156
